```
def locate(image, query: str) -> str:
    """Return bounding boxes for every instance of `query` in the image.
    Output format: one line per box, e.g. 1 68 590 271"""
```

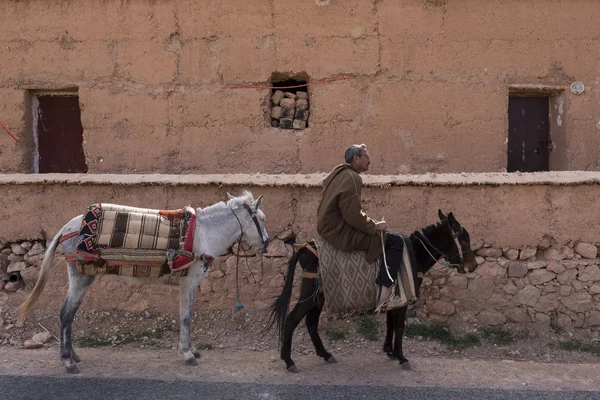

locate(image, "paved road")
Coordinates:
0 374 596 400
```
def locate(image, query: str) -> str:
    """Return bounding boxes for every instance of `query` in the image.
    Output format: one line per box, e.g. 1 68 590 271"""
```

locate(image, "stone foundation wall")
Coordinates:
2 172 600 335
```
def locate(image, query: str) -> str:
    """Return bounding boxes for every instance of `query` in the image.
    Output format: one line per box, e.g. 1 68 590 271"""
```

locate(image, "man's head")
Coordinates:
345 144 370 174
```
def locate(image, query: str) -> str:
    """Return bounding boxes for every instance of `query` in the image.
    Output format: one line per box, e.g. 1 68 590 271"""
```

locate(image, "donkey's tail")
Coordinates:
267 249 302 343
17 229 63 326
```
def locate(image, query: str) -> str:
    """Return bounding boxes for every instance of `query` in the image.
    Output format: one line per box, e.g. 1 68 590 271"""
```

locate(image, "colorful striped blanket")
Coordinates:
63 203 207 278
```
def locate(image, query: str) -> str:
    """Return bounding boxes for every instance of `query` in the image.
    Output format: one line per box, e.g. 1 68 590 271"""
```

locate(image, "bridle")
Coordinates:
416 224 468 270
230 203 267 248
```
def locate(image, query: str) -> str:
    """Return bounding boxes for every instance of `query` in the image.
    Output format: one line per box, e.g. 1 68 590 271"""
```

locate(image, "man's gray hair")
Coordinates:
345 144 367 164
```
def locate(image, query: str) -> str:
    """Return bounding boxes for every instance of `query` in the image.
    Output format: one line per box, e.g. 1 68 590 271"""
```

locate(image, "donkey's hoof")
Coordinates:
185 357 198 366
66 364 80 374
192 349 201 359
287 364 300 373
386 352 398 360
400 361 412 370
326 356 337 364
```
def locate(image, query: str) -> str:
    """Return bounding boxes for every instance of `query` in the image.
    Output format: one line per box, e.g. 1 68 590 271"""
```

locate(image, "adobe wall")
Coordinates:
2 172 600 333
1 0 600 174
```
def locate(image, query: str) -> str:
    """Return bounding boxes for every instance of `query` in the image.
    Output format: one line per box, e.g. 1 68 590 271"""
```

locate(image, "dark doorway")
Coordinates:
36 95 88 173
507 96 550 172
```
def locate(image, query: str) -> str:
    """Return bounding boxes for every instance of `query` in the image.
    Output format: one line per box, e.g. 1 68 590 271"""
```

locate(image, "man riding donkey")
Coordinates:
317 144 417 311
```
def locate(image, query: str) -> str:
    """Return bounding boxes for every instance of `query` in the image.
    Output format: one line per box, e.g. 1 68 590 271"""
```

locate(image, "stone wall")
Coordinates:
3 172 600 334
1 1 600 174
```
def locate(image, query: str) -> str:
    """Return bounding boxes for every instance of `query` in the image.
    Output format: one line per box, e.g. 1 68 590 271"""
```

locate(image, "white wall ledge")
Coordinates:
0 172 599 187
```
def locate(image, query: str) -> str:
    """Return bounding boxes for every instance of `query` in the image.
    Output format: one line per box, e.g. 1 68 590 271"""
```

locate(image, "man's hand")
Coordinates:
375 221 388 231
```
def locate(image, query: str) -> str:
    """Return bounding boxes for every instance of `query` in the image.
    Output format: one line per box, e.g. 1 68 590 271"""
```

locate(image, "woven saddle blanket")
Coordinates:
63 203 202 278
315 235 418 314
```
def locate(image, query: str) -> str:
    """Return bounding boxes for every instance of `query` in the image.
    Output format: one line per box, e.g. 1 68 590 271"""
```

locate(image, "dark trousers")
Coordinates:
376 232 404 287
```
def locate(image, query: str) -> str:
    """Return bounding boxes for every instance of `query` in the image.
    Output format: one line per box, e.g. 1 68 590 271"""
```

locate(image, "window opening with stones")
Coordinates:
269 78 310 130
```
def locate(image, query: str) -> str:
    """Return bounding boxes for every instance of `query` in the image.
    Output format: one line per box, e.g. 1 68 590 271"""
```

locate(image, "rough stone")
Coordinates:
0 280 4 291
590 284 600 294
535 313 551 325
24 340 43 349
279 118 293 129
427 300 456 316
296 91 308 100
271 90 284 105
1 248 11 255
585 311 600 327
20 266 39 289
271 119 280 128
477 309 506 325
476 262 504 277
264 239 289 257
542 285 557 294
11 243 27 255
0 253 9 280
512 285 541 307
543 247 568 260
526 261 547 270
503 280 519 295
281 107 295 119
20 241 33 251
504 307 530 323
538 239 552 249
578 265 600 282
559 285 573 297
560 292 593 313
546 261 566 274
476 248 501 258
575 242 597 259
7 261 27 273
475 256 485 265
503 249 519 261
4 281 19 292
528 269 556 285
32 332 53 344
292 119 307 130
508 262 528 278
467 277 496 301
24 252 45 266
294 109 309 121
283 92 296 99
557 269 578 285
27 242 45 256
280 98 296 108
271 106 282 119
519 247 537 260
8 253 24 262
572 279 586 292
296 98 308 110
534 293 559 312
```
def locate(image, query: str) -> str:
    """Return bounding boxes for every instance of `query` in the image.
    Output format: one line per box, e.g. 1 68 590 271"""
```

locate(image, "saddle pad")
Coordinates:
65 203 197 273
316 235 418 314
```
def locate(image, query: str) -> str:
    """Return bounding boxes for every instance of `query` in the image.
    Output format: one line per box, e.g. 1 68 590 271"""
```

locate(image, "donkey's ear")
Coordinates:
448 212 460 229
254 195 263 208
227 192 235 200
438 209 447 221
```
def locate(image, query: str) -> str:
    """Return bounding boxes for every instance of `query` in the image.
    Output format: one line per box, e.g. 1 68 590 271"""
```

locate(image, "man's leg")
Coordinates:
376 232 403 287
376 232 404 308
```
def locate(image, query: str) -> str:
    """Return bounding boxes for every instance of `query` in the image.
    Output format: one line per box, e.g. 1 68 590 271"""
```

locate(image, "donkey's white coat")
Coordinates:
18 191 269 374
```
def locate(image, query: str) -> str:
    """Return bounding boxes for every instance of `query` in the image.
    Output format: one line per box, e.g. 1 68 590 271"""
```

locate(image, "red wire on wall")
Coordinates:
0 120 18 142
224 76 355 90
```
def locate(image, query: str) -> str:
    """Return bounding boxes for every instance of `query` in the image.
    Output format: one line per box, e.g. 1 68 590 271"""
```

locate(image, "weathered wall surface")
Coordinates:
1 0 600 174
2 173 600 333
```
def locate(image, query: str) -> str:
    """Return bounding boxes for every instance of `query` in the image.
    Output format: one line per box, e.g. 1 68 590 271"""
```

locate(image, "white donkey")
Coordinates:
18 191 269 374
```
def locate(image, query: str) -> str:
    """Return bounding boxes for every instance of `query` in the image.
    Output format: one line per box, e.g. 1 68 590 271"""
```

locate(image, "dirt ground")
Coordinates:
2 305 600 391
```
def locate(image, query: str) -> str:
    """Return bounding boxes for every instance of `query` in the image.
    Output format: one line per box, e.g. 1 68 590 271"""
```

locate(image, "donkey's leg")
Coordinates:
179 274 200 366
60 263 95 374
383 310 395 358
392 306 410 368
281 279 316 372
305 292 335 364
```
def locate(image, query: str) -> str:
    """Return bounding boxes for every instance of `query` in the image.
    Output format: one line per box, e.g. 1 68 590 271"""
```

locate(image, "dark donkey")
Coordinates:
269 210 477 372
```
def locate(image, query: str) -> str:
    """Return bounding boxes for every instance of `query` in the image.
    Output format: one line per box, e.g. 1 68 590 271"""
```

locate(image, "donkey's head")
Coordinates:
227 191 270 253
437 209 477 273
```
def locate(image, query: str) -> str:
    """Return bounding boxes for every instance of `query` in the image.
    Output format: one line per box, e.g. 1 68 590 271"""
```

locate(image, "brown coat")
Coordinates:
316 164 383 263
